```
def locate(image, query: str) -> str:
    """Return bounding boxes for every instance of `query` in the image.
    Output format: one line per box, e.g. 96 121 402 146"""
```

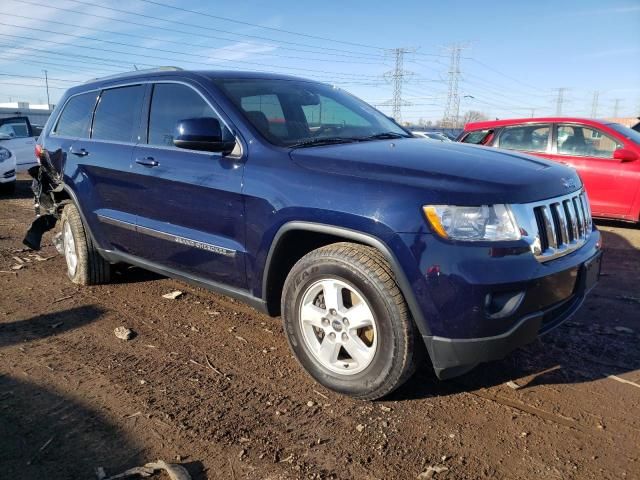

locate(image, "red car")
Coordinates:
459 117 640 222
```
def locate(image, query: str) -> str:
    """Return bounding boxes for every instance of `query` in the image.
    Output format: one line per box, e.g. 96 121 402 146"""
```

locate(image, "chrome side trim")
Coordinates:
96 213 236 257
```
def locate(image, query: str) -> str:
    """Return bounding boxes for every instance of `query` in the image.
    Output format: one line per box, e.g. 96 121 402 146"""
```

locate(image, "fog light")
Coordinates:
484 291 525 319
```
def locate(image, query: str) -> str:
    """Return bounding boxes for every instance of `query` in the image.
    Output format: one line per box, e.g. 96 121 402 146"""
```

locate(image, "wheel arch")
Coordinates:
261 221 430 336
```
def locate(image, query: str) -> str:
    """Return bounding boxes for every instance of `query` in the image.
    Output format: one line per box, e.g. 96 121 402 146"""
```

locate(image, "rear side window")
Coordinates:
461 129 493 144
92 85 145 142
498 125 550 153
54 92 98 138
148 83 232 147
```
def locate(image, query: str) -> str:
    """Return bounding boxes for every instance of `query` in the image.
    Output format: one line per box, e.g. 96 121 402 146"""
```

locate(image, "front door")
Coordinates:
129 82 246 289
551 124 631 218
0 117 36 171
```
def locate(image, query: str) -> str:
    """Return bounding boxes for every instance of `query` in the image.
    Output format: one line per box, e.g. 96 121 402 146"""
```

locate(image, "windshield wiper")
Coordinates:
358 132 408 141
288 137 358 148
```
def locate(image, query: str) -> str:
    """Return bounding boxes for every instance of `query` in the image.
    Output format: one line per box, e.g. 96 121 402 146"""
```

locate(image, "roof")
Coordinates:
464 117 615 131
71 68 319 95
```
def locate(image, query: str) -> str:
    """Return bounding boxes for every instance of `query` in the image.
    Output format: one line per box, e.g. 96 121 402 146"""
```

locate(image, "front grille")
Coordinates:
512 190 592 262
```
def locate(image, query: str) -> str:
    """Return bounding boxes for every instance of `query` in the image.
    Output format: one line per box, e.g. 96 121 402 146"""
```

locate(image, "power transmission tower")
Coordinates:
554 88 567 116
442 44 465 128
612 98 621 117
382 48 414 123
590 91 599 118
43 70 50 107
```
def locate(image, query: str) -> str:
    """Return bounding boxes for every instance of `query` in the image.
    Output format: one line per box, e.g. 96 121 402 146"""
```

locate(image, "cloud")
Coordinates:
574 5 640 16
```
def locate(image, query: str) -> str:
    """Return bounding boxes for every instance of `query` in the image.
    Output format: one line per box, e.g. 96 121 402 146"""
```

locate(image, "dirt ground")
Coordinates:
1 175 639 480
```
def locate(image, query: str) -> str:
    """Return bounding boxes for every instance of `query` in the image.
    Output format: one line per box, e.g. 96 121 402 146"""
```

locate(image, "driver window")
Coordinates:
557 125 621 158
148 83 232 147
0 119 29 138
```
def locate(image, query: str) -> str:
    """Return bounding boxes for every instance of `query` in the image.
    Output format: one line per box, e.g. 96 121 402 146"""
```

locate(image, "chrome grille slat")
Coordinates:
510 189 592 263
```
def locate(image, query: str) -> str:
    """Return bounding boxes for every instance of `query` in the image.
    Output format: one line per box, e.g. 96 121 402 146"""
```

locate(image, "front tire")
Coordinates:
60 204 111 285
282 242 417 400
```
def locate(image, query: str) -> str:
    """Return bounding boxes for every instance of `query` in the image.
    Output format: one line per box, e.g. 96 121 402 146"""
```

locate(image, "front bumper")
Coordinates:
423 248 601 379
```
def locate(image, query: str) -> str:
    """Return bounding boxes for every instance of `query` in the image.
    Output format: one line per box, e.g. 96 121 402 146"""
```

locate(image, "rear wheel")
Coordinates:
60 204 111 285
282 242 417 400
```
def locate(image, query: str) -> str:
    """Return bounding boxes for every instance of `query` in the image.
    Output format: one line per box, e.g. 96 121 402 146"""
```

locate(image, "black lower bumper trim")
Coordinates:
424 293 585 380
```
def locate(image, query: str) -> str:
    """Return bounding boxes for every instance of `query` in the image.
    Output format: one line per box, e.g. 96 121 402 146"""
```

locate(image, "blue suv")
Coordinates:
27 68 602 399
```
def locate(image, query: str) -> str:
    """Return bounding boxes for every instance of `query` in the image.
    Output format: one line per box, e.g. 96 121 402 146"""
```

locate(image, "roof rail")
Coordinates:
85 66 183 84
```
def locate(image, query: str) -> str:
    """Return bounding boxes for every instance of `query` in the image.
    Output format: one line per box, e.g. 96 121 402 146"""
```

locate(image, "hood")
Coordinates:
289 139 582 205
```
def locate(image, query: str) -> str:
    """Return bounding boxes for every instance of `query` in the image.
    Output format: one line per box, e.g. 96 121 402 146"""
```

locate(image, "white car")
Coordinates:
0 145 16 193
411 131 452 142
0 116 39 173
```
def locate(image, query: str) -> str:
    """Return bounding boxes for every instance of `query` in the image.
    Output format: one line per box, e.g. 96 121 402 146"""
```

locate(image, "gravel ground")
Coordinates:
1 176 639 479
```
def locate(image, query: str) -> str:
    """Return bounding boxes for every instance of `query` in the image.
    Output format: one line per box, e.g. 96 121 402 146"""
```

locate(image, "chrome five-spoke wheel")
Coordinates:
299 278 378 375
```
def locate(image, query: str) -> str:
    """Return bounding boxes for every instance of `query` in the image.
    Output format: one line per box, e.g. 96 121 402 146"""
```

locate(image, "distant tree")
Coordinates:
461 110 489 125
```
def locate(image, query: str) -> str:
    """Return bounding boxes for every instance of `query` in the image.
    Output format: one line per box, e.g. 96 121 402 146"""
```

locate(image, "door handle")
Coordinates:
71 148 89 157
135 156 159 167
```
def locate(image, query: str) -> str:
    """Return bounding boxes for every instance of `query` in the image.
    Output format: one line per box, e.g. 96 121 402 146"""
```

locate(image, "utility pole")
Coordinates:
554 88 567 116
382 47 413 123
590 91 599 118
443 44 465 128
612 98 621 117
43 70 50 107
528 108 537 118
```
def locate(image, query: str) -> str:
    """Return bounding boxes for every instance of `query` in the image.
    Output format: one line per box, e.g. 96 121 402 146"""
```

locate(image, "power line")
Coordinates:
11 0 386 61
60 0 390 59
134 0 386 52
0 31 382 80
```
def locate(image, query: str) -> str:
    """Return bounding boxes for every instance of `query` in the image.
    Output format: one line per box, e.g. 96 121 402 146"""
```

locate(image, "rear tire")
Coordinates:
60 204 111 285
282 242 417 400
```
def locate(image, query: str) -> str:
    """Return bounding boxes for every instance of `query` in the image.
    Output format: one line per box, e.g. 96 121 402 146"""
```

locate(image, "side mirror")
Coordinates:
613 148 638 162
173 117 235 153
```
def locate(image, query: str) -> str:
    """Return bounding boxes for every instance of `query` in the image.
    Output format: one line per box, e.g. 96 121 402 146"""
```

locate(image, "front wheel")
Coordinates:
282 242 417 400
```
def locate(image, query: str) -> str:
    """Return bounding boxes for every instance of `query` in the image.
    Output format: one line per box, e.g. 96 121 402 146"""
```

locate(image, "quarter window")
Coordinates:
557 125 621 158
92 85 145 142
148 83 231 147
54 92 98 138
498 125 550 153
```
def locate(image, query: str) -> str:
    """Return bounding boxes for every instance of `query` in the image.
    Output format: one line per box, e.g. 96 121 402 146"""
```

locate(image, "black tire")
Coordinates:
0 181 16 195
282 242 417 400
60 203 111 285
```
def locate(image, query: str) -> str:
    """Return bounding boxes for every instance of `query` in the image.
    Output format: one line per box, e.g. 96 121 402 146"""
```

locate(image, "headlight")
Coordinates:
423 204 521 241
0 147 11 162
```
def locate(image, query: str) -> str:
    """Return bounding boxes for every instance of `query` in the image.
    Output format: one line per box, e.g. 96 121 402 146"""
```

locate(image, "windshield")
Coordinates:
607 122 640 146
213 78 409 147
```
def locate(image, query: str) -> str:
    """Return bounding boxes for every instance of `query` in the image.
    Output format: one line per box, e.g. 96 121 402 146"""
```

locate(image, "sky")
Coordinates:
0 0 639 124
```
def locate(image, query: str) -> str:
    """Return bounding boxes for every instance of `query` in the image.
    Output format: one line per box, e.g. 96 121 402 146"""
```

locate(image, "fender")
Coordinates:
262 221 431 336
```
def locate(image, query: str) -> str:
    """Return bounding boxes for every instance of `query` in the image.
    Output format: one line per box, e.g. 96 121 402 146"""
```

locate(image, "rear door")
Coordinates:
129 81 246 288
0 116 37 171
57 85 146 252
550 124 629 217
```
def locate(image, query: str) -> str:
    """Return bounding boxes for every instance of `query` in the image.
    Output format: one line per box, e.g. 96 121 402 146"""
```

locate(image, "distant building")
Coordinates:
0 102 55 126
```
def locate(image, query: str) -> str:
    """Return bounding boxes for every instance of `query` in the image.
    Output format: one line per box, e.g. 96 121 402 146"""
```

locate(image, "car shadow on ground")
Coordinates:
389 226 640 401
0 305 106 349
0 375 208 479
